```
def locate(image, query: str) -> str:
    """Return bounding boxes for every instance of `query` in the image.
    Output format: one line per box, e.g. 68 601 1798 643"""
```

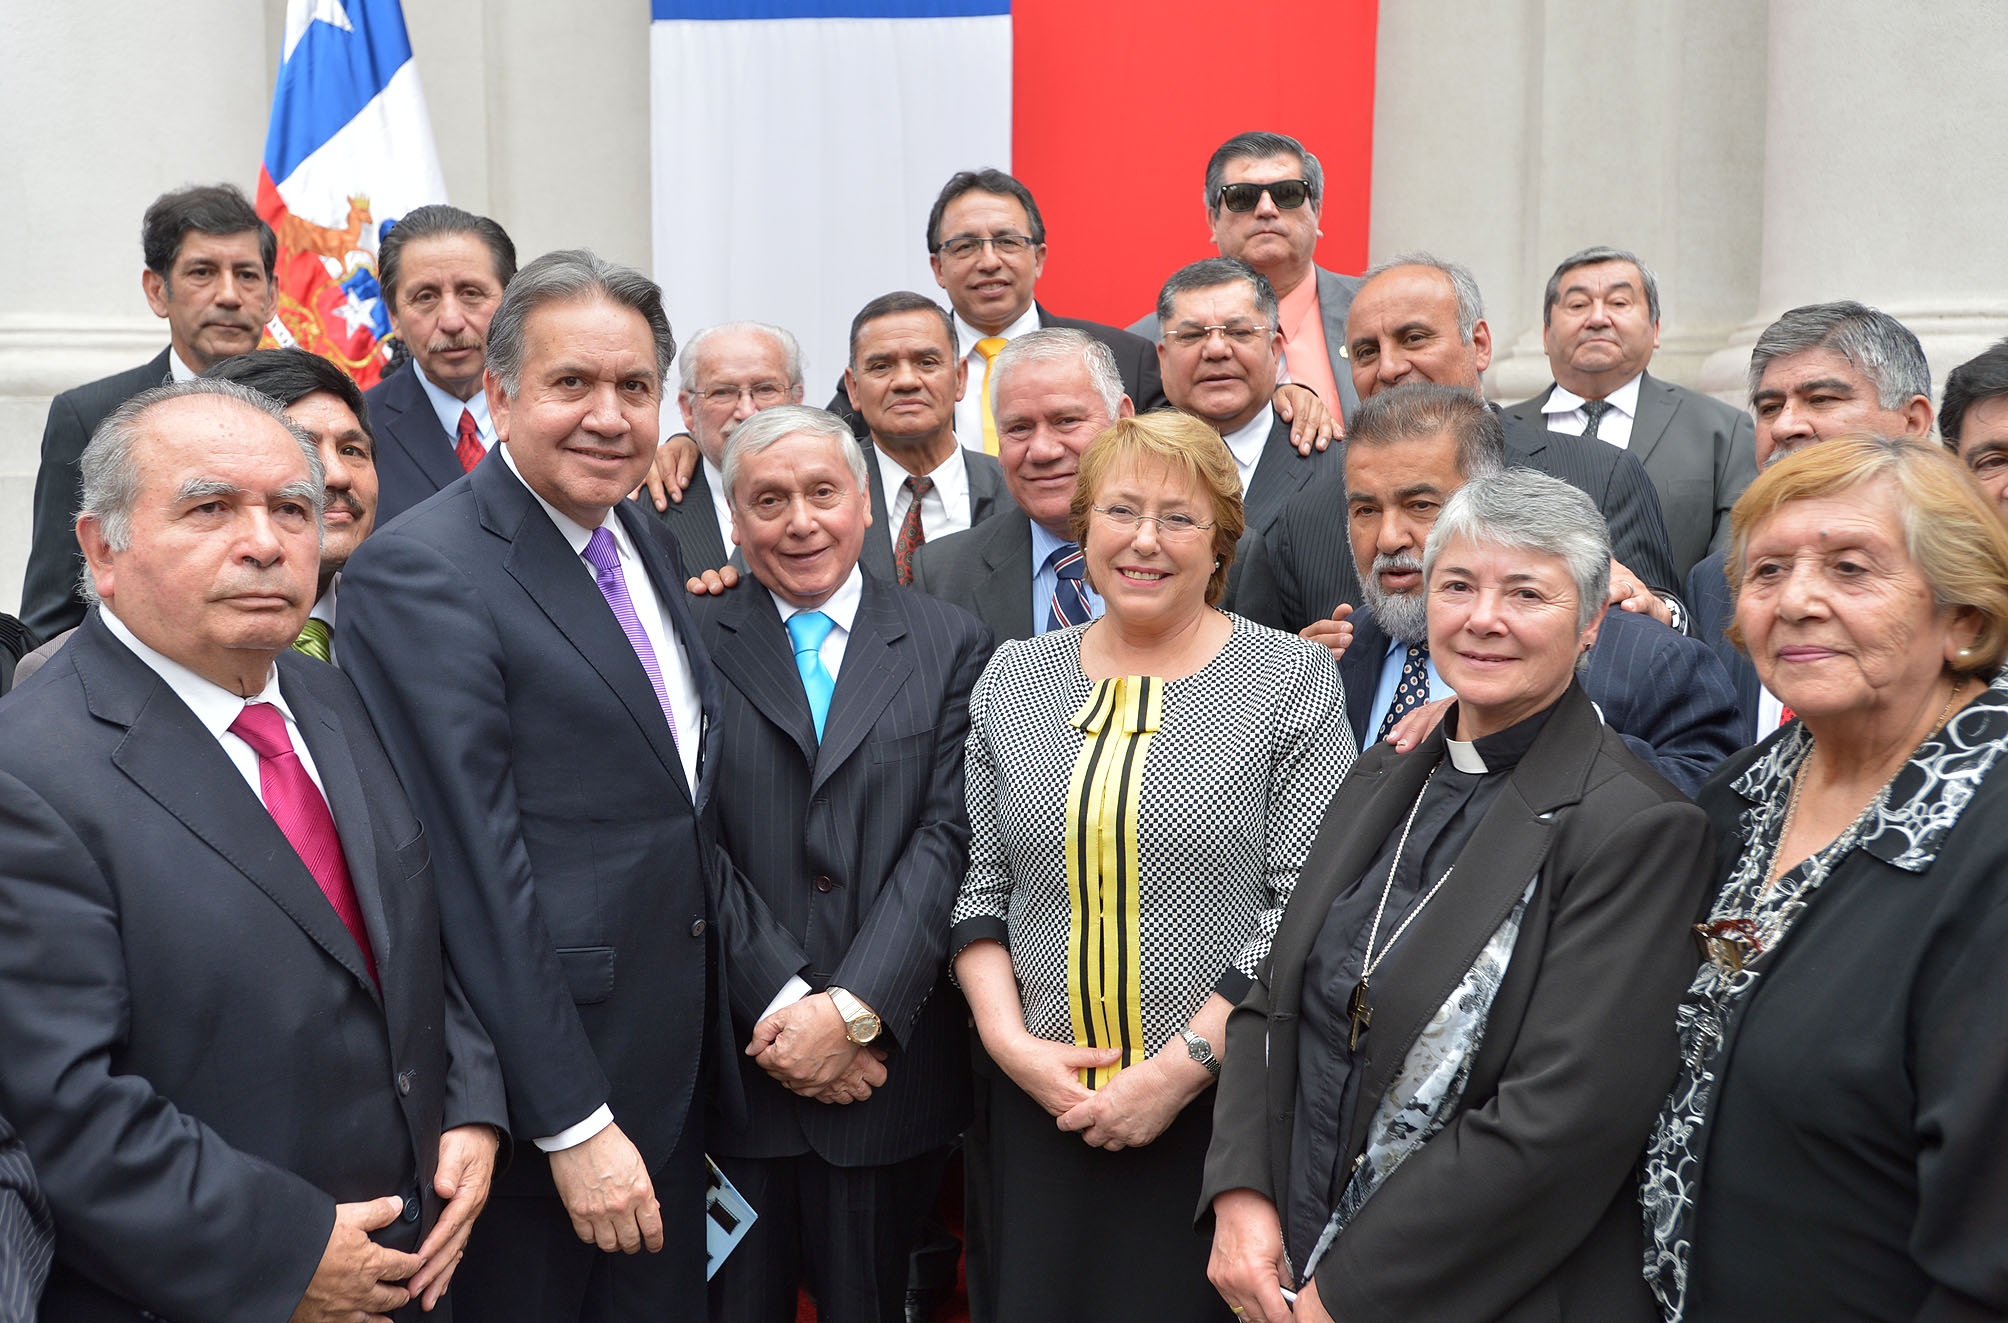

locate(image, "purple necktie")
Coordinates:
582 526 680 746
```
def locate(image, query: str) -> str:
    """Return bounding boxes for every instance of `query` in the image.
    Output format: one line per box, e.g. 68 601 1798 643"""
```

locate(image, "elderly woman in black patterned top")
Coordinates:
950 410 1354 1323
1643 435 2008 1320
1204 469 1715 1323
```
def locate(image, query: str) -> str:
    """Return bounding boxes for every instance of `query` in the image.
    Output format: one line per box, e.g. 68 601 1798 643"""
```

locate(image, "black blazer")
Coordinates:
653 458 740 576
1222 410 1338 610
860 438 1009 583
19 350 173 645
363 361 471 528
0 614 504 1323
1201 683 1714 1322
825 303 1170 435
1497 408 1679 596
0 1112 52 1321
694 574 991 1166
338 451 741 1192
909 511 1038 654
1686 547 1762 745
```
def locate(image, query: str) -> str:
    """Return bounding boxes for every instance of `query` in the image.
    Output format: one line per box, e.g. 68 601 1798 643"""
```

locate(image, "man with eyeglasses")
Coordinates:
1155 258 1336 609
1132 131 1364 426
658 321 808 574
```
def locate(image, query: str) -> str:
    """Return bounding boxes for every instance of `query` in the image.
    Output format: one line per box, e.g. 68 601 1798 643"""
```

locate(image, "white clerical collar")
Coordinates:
418 368 493 446
770 564 863 633
1546 371 1643 419
98 607 288 735
1445 736 1489 773
499 443 624 557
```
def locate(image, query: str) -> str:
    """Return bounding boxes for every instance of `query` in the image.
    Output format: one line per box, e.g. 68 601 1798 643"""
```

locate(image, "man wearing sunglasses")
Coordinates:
1155 258 1337 610
1132 131 1364 426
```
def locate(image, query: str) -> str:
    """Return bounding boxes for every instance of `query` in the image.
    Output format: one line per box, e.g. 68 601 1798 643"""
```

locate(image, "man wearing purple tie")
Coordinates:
341 250 769 1323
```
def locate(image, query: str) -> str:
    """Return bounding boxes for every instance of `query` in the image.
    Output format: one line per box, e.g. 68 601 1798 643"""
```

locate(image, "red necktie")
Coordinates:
229 702 379 987
455 408 484 474
894 475 933 586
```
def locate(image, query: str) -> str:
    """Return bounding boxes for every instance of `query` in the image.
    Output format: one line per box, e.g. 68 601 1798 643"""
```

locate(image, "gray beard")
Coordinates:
1357 551 1428 643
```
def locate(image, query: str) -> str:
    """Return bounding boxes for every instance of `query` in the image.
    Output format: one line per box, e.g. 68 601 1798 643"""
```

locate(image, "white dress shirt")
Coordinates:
167 347 199 384
876 442 972 545
1220 404 1275 495
99 608 328 801
951 303 1040 450
1541 372 1643 449
419 371 496 451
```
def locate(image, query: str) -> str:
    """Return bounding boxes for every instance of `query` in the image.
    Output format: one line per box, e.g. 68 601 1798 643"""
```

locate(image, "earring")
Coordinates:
1214 557 1223 569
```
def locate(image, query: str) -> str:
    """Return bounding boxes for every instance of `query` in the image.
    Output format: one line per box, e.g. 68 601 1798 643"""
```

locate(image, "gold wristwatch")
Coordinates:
827 986 881 1045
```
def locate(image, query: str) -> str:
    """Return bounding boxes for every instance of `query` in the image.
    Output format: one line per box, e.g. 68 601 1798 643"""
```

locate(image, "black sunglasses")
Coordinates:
1216 179 1314 212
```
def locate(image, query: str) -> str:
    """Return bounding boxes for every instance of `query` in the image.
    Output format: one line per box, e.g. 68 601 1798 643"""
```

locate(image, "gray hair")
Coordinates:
1746 301 1930 411
486 249 677 398
1424 469 1611 637
1203 130 1324 212
721 404 869 508
678 321 804 394
1155 257 1280 331
1542 245 1660 326
1360 252 1486 344
989 328 1124 420
77 379 324 603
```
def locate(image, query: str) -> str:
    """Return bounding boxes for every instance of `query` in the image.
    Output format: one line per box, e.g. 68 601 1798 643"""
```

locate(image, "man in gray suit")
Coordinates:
659 321 808 574
1505 246 1757 582
20 184 276 645
1132 131 1363 424
842 293 1008 585
910 328 1133 650
690 405 990 1323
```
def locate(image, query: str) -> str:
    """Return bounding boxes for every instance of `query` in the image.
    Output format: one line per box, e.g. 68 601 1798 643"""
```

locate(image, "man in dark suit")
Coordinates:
340 251 734 1321
841 293 1008 585
911 328 1134 650
362 205 518 525
658 321 809 574
1131 130 1363 424
0 378 504 1322
1242 383 1739 794
1684 301 1935 744
691 404 990 1323
1504 246 1757 581
1154 258 1336 608
20 184 275 645
1938 337 2008 521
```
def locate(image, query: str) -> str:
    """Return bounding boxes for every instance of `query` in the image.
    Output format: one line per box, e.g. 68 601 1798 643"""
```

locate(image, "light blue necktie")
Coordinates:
786 610 836 740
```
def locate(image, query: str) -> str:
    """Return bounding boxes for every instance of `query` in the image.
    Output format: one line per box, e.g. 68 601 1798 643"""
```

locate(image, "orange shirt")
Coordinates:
1276 274 1341 412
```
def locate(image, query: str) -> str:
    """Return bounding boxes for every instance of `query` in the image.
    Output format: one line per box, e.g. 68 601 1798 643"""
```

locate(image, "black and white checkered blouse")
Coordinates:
951 614 1356 1065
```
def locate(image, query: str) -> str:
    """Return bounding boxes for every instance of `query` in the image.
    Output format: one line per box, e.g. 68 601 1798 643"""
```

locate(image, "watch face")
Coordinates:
853 1013 881 1042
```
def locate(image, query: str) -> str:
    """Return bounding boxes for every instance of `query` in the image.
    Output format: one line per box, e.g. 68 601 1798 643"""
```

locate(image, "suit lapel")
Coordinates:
1340 609 1389 748
812 578 913 793
1243 416 1315 537
966 453 1006 525
383 368 467 495
860 440 898 582
1628 372 1678 470
714 583 820 766
666 463 731 570
980 515 1037 641
283 667 391 1008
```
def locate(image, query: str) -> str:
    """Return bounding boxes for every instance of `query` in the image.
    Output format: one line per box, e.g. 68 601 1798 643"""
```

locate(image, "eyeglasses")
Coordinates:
937 234 1037 260
1692 918 1764 973
1092 504 1215 537
697 382 792 408
1216 179 1314 212
1165 323 1271 349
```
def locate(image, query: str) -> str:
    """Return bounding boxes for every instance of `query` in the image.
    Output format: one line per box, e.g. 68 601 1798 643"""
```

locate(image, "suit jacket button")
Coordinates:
814 875 834 893
689 918 707 938
402 1193 421 1223
397 1069 414 1096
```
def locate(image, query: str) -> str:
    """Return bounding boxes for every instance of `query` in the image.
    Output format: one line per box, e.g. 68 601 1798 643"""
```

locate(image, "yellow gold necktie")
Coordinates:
974 336 1008 456
293 617 333 663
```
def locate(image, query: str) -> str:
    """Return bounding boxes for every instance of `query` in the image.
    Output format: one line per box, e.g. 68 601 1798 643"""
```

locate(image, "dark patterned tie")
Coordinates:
1580 399 1614 442
893 475 932 586
1376 641 1432 743
455 408 484 473
1046 543 1091 632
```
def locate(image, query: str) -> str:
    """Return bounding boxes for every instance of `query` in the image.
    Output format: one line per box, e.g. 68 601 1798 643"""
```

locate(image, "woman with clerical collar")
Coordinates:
1202 468 1715 1323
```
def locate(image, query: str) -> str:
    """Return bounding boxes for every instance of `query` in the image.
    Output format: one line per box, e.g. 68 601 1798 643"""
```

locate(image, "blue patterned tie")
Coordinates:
786 610 836 740
1377 641 1431 743
1045 543 1092 633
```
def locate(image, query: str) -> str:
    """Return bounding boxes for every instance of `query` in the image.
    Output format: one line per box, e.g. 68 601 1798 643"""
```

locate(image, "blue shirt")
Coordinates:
1029 520 1105 633
1366 635 1447 742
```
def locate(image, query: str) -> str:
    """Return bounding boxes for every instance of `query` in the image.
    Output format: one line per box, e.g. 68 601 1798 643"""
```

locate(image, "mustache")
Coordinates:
322 490 365 519
1372 550 1423 577
426 333 483 354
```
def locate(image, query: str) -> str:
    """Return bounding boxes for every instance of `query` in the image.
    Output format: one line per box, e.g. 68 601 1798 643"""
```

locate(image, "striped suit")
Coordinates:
692 572 991 1323
0 1116 52 1323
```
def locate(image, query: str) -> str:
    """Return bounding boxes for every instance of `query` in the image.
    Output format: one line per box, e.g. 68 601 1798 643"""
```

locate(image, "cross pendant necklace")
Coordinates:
1349 764 1457 1052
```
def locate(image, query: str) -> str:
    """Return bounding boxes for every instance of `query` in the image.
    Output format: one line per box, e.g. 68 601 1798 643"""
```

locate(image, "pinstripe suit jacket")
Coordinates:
692 572 992 1166
652 458 744 576
1239 503 1740 794
1686 547 1762 745
0 1115 51 1323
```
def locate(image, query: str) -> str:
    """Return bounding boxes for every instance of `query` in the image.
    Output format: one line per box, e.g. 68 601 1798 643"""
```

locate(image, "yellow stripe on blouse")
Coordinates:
1064 675 1162 1089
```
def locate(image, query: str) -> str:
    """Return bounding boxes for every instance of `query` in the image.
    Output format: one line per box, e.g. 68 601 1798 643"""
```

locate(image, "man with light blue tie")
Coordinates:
687 405 990 1323
911 328 1133 655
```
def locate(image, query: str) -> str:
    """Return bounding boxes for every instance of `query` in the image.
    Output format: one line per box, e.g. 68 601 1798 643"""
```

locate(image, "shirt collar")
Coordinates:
954 302 1042 360
1030 518 1078 565
499 442 621 556
1443 701 1557 773
167 346 200 383
98 606 289 737
417 367 492 442
874 439 968 508
1220 403 1276 479
769 563 864 633
311 573 338 626
1546 371 1643 418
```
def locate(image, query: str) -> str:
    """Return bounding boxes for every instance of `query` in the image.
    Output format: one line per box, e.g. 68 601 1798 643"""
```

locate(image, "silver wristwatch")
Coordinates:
1178 1027 1220 1077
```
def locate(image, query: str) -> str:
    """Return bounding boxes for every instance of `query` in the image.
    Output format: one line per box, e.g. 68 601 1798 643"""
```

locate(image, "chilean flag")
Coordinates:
650 0 1375 393
257 0 449 389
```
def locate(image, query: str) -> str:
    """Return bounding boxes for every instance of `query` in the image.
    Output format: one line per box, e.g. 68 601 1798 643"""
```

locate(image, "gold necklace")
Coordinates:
1347 764 1458 1051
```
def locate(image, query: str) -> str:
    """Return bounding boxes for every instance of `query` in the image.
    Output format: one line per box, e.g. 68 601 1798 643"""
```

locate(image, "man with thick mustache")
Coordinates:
21 184 276 645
